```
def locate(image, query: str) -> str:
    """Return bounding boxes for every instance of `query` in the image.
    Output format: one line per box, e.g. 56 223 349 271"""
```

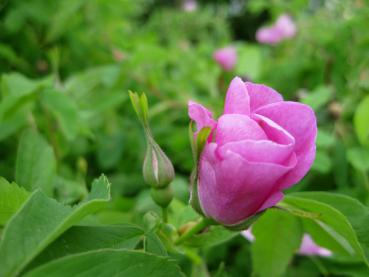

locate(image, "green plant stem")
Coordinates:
175 218 213 245
162 207 168 223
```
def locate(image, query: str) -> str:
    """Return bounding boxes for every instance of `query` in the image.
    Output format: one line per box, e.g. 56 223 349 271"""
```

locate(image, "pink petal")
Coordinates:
298 234 332 257
216 114 267 145
213 47 237 71
217 139 294 165
245 82 283 112
257 191 284 212
256 102 317 188
188 101 217 132
198 146 294 225
255 102 316 157
256 26 283 45
241 228 255 241
224 77 250 116
275 14 296 38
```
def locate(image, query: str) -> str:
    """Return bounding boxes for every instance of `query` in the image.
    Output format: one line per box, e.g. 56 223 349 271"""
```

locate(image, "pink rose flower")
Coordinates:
182 0 197 12
256 14 297 45
213 47 237 72
188 77 317 225
242 230 332 257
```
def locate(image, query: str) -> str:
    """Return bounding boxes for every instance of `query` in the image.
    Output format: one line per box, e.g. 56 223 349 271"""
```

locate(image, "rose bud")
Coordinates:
213 46 237 72
143 138 175 189
129 91 175 191
188 77 317 226
256 14 296 45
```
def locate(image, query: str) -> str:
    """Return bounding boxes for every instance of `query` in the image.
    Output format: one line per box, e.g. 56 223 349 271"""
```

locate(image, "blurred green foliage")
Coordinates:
0 0 369 276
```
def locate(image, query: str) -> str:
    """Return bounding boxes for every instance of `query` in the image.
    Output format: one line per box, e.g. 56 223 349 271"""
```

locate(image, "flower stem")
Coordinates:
175 218 213 245
162 207 168 223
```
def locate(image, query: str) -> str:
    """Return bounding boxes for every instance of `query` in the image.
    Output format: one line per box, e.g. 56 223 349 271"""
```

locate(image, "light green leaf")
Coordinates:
312 151 332 173
347 147 369 172
236 45 261 80
290 192 369 263
41 89 82 141
301 86 332 111
15 130 56 196
283 193 369 266
0 175 110 277
251 209 303 277
24 249 184 277
354 95 369 146
0 178 29 225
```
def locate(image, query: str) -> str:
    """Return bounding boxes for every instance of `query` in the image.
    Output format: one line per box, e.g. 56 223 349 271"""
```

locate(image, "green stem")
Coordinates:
175 218 213 245
162 207 168 223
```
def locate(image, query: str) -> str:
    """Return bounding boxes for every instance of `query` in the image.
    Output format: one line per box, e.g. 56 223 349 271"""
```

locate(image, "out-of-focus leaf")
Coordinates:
312 151 332 173
354 96 369 146
15 130 56 196
0 175 110 277
301 86 332 111
251 209 303 277
41 89 83 141
236 45 261 80
347 147 369 172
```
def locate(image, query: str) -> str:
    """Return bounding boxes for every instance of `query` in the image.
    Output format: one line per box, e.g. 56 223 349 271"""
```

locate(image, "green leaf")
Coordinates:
41 89 82 141
28 224 145 269
0 178 29 225
24 249 184 277
347 147 369 172
290 192 369 264
283 193 369 266
301 86 332 111
0 175 110 277
355 95 369 146
312 150 332 173
251 209 303 277
184 225 238 248
15 130 56 196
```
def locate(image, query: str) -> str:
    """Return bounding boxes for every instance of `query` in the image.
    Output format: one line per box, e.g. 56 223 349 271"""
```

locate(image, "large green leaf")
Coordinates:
28 224 147 269
0 175 110 277
283 193 369 266
15 130 56 196
0 178 29 225
24 249 184 277
251 209 303 277
290 192 369 262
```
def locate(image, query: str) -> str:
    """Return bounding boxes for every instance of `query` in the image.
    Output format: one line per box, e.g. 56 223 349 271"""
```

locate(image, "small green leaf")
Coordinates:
24 249 184 277
0 178 29 225
15 130 56 196
0 175 110 277
347 147 369 172
354 95 369 146
251 209 303 277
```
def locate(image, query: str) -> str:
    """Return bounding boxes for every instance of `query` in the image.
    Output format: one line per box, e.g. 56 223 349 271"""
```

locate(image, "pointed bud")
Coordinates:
143 139 175 188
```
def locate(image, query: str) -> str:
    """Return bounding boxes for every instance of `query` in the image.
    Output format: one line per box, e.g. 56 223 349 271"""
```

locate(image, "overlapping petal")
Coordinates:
199 145 295 225
216 114 267 145
246 82 283 112
188 100 217 132
224 77 250 116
